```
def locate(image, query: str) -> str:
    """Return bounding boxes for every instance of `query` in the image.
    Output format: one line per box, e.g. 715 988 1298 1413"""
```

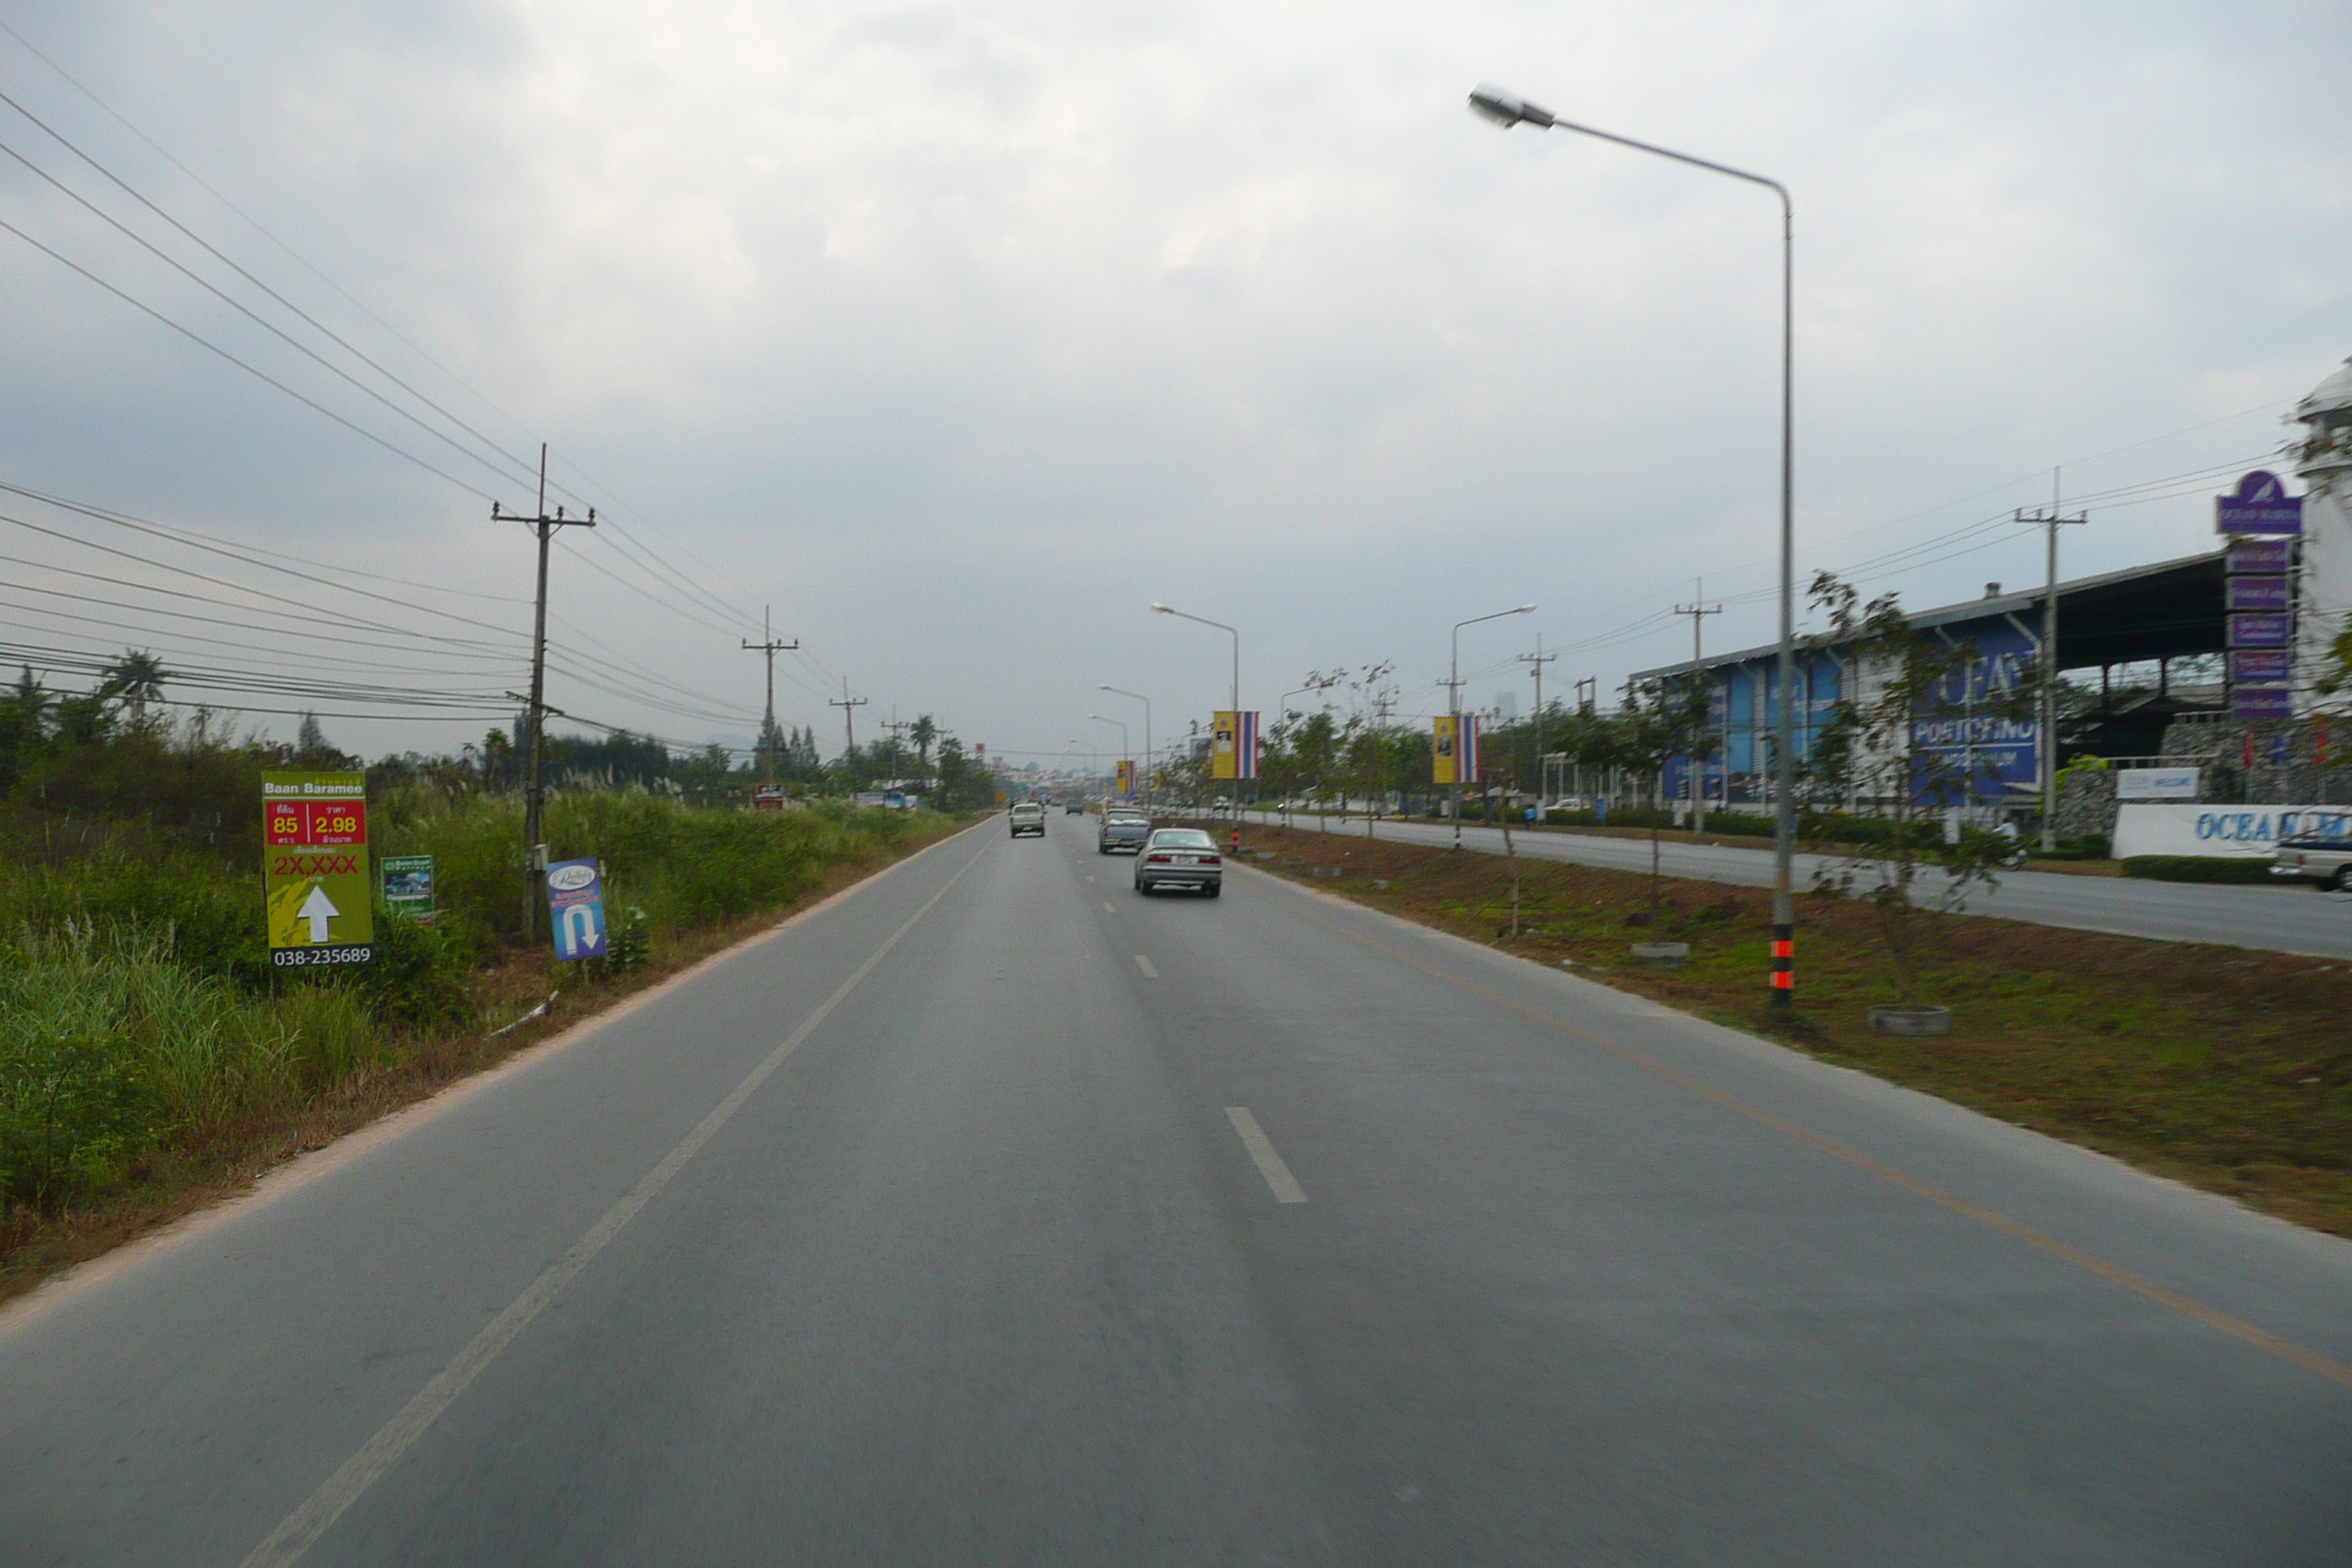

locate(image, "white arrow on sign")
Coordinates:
298 883 340 943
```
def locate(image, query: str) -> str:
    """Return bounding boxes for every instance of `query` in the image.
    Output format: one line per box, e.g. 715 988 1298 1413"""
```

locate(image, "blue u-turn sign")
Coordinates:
546 859 608 962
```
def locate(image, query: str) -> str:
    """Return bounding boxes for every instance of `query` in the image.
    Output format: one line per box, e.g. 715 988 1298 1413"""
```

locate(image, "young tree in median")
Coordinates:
1613 676 1719 912
1803 570 2038 1006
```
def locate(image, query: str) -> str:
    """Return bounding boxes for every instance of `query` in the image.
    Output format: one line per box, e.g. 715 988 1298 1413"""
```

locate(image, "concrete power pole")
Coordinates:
1518 638 1558 810
2015 472 2089 852
1672 584 1724 834
741 605 799 784
828 679 870 779
491 443 594 938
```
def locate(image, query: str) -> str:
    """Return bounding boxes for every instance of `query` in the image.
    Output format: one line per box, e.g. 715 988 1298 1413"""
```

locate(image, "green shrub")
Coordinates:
2119 856 2278 883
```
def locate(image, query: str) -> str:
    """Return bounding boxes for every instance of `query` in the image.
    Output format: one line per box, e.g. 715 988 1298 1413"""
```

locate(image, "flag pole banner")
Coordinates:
1213 711 1262 780
1432 715 1460 785
1461 715 1481 783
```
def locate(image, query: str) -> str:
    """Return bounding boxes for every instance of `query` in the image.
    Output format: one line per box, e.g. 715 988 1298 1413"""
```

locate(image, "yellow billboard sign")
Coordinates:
263 772 374 969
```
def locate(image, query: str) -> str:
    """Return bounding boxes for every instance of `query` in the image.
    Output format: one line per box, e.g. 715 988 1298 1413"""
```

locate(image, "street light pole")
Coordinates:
1469 83 1797 1007
1098 684 1153 807
1151 603 1241 821
1449 603 1537 849
1088 713 1129 796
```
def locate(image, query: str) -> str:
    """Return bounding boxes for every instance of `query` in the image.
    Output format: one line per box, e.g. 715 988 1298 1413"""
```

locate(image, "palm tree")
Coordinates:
102 649 167 723
911 714 938 775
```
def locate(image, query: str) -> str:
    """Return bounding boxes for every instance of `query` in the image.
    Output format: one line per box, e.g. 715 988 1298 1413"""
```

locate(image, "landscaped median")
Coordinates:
1226 824 2352 1238
0 796 972 1305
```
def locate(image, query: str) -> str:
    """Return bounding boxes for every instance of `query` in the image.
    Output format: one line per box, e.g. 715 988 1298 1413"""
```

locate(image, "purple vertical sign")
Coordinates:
2226 538 2291 574
2231 649 2292 684
2228 576 2291 611
2228 614 2294 648
2215 471 2303 535
2234 687 2293 720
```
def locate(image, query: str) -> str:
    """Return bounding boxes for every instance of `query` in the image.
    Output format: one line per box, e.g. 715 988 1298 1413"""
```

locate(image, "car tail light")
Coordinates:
1202 855 1221 866
1147 853 1172 863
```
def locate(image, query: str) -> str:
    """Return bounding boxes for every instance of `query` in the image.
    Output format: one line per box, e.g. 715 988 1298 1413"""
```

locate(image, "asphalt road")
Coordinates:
1266 809 2352 960
4 818 2348 1565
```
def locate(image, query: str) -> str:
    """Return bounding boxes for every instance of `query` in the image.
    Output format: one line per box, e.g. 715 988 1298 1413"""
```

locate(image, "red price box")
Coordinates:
264 800 368 847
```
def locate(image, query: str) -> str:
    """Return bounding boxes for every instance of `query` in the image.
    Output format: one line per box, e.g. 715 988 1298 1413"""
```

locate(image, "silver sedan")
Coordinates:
1133 828 1224 897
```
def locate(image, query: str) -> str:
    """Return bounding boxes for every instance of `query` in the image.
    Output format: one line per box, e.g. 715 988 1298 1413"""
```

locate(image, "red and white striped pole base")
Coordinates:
1769 924 1794 1005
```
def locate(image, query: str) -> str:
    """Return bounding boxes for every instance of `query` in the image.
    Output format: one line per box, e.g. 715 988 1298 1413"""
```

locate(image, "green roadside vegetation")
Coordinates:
1228 824 2351 1237
0 705 979 1305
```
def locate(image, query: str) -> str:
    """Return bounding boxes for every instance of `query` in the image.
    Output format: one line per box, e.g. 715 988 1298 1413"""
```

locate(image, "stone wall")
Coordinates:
2156 715 2352 806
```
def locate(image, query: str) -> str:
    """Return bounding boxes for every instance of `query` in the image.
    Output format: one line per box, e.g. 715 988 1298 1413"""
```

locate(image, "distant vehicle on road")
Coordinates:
1098 810 1152 855
1009 802 1046 839
1066 800 1085 815
2272 835 2352 889
1134 828 1222 897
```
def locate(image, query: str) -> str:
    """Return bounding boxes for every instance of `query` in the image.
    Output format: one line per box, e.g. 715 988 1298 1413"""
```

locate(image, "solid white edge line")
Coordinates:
237 833 996 1568
1224 1107 1308 1205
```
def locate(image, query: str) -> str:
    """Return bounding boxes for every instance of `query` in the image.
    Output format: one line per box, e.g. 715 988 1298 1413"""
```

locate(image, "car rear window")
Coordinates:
1151 829 1215 848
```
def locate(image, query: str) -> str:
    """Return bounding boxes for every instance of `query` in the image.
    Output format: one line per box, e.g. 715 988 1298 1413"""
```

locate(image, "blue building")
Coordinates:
1632 549 2228 813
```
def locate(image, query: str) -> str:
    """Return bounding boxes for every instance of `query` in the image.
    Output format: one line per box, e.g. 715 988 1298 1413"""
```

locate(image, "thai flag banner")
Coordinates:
1234 710 1260 779
1460 715 1480 782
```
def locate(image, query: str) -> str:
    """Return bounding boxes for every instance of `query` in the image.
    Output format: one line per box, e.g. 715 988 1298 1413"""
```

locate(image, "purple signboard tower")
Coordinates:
2217 472 2302 720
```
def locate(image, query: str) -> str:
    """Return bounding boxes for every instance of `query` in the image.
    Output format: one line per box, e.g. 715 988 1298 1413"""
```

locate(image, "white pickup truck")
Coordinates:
1009 802 1046 839
2272 834 2352 890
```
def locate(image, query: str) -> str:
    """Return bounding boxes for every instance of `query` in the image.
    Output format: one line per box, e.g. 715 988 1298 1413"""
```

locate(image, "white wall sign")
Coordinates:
2113 803 2352 859
2114 766 2199 801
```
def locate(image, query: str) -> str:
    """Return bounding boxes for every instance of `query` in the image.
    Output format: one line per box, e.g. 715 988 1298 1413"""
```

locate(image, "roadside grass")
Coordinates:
0 798 968 1305
1229 824 2352 1237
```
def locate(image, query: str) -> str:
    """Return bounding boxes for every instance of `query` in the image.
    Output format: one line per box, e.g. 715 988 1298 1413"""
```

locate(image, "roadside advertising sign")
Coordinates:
753 785 788 813
2214 470 2302 535
263 772 374 968
545 859 608 962
2115 766 2198 802
380 855 436 921
2226 538 2292 574
2228 614 2293 649
2228 576 2291 612
2234 686 2293 720
1116 759 1134 796
2231 649 2292 684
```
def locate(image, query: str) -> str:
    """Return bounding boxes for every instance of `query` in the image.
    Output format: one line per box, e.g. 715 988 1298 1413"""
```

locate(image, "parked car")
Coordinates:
1009 801 1046 839
1134 828 1223 897
1098 810 1152 855
2272 835 2352 890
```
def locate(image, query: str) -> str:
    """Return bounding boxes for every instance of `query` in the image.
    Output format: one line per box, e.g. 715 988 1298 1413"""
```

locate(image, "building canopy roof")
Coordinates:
1634 549 2225 681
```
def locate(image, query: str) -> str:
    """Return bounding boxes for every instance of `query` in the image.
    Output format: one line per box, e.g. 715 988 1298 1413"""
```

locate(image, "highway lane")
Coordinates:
2 814 2348 1564
1269 808 2352 960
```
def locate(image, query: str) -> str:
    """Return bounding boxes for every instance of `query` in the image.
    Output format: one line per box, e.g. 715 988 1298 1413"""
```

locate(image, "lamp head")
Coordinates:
1468 85 1556 130
1515 603 1537 614
1150 603 1172 614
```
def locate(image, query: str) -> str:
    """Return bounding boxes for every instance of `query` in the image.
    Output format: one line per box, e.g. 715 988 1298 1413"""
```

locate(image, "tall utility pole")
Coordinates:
881 717 911 780
828 679 869 772
2014 470 2088 852
491 443 594 935
741 604 799 784
1518 637 1558 807
1673 583 1724 834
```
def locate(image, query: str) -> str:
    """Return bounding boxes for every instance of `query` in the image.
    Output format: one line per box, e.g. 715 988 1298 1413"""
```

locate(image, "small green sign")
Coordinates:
382 855 436 919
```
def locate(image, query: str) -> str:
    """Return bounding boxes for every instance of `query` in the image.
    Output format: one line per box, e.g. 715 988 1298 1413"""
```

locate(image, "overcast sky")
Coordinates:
0 0 2346 768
